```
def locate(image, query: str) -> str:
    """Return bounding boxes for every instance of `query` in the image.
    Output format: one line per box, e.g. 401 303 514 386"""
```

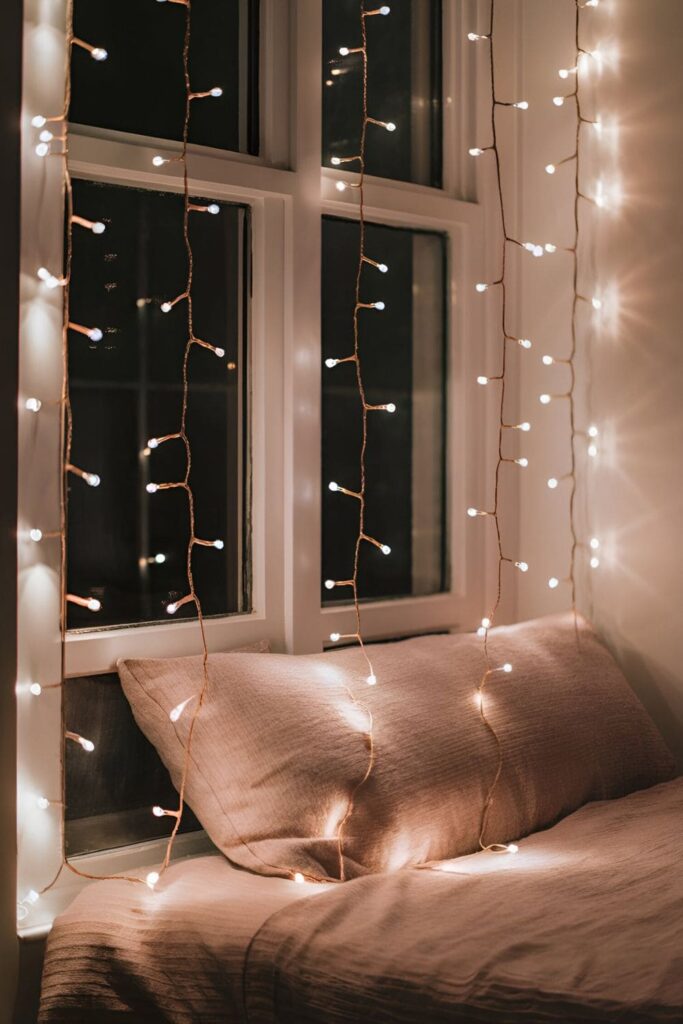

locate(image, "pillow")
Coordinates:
118 614 675 882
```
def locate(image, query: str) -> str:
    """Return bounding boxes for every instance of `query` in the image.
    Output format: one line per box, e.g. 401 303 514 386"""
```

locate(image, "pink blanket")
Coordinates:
40 779 683 1023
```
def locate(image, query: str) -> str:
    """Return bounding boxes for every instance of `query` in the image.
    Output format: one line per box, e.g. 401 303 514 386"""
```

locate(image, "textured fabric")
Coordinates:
39 780 683 1024
118 614 675 880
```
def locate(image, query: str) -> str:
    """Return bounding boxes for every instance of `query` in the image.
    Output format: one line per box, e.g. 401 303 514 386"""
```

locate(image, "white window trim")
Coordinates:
17 0 497 936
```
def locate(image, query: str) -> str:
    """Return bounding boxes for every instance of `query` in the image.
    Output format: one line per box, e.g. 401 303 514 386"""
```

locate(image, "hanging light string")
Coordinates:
467 0 530 856
543 0 602 598
325 1 396 878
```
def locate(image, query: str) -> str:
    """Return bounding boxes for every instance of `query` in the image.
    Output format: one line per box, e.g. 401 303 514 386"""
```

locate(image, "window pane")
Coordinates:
322 216 447 603
322 0 442 187
70 0 259 155
67 179 250 630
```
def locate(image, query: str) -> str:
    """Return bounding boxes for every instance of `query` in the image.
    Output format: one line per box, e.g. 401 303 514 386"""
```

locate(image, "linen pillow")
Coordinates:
118 614 676 882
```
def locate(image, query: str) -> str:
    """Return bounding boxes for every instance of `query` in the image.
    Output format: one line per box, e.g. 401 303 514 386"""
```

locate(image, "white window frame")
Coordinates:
17 0 494 936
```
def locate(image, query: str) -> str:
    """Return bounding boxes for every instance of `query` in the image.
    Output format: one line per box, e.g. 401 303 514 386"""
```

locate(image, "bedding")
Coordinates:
39 777 683 1023
118 614 675 881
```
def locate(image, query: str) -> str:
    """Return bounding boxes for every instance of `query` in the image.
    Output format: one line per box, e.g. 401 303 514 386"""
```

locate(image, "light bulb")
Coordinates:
516 458 529 468
330 632 341 642
588 443 598 458
325 358 339 368
481 617 491 628
545 243 557 253
39 129 53 143
548 577 559 589
591 297 602 310
547 477 558 489
35 143 49 157
214 347 225 358
515 561 529 573
542 355 554 366
539 393 551 405
519 421 531 431
506 843 519 853
590 537 600 550
170 696 193 722
26 890 40 905
37 796 50 810
377 262 388 273
477 627 486 637
385 122 396 132
30 683 42 696
328 481 339 492
91 47 108 61
146 483 159 493
25 397 42 412
513 101 529 110
385 403 396 413
532 245 544 257
324 579 335 590
590 556 600 569
31 115 46 127
84 473 100 487
293 872 305 884
558 69 569 79
588 425 599 438
210 87 223 97
79 736 95 751
167 603 178 615
518 338 532 349
467 507 479 517
380 544 391 555
553 96 565 107
367 674 377 685
207 204 220 215
335 181 348 192
339 46 350 56
160 301 172 312
91 221 106 234
152 156 168 167
29 528 43 542
148 437 159 448
86 599 100 612
146 871 159 889
373 301 385 310
378 4 390 13
502 663 513 673
88 328 103 341
469 147 484 156
212 539 224 550
152 805 165 817
475 282 488 292
477 376 489 386
467 32 487 41
154 553 166 563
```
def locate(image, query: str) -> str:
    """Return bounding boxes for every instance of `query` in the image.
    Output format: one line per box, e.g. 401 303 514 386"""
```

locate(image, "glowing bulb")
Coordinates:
86 599 100 613
377 263 388 273
207 204 220 215
91 221 106 234
513 101 529 110
516 458 528 468
84 473 100 487
210 87 223 97
539 394 551 405
152 805 165 817
542 355 554 366
293 872 305 884
79 736 95 751
339 46 351 55
170 696 193 722
545 163 556 175
476 376 489 386
590 537 600 550
154 553 166 563
378 5 390 13
160 301 172 312
519 422 531 431
37 796 50 810
146 872 159 889
515 561 529 573
212 539 224 550
506 843 519 853
88 328 103 341
553 96 565 107
148 437 159 448
477 627 486 637
373 301 385 310
588 425 599 438
544 243 557 253
475 282 488 293
518 338 532 349
547 478 558 489
330 632 341 642
167 603 178 615
214 347 225 358
91 47 108 61
588 443 598 458
590 556 600 569
481 617 491 628
586 0 599 6
325 358 339 368
324 579 335 590
467 507 478 517
468 32 488 41
385 122 396 132
548 577 559 589
39 129 53 143
29 683 42 696
532 245 544 258
29 528 43 542
591 297 602 310
385 403 396 413
146 483 159 493
367 674 377 685
328 481 339 492
35 143 49 157
469 147 484 156
558 69 569 79
380 544 391 555
31 115 46 127
26 890 40 905
502 663 513 673
25 397 42 412
152 156 168 167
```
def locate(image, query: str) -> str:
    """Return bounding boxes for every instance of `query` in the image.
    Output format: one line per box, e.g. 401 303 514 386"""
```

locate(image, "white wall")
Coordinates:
513 0 683 764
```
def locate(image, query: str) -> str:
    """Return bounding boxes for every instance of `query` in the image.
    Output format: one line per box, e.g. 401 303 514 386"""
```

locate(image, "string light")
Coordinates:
25 397 42 412
65 731 95 753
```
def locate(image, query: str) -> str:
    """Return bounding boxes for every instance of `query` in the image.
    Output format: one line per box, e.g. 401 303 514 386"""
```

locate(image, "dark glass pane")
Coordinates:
70 0 259 155
67 179 250 629
322 216 447 603
323 0 442 187
64 674 201 855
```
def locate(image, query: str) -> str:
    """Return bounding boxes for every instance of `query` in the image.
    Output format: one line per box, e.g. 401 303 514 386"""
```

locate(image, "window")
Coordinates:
67 180 251 630
322 0 442 187
322 217 447 603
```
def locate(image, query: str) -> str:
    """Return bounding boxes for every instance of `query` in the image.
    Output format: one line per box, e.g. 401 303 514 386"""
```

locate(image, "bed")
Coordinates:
39 777 683 1023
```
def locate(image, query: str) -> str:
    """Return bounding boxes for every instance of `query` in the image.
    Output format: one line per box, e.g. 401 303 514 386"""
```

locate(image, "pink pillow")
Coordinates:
118 614 675 881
